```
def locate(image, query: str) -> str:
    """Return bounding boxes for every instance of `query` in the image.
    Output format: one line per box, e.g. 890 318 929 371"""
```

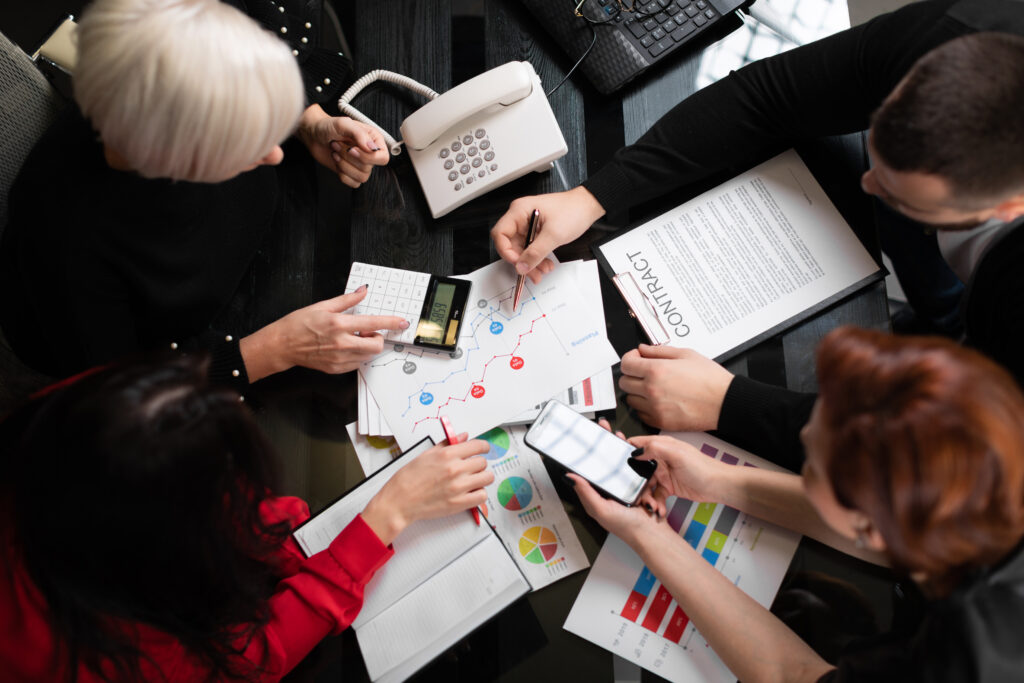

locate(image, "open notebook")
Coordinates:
292 438 530 683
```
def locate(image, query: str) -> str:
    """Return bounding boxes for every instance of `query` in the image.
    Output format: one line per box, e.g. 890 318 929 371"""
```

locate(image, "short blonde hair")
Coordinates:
74 0 305 182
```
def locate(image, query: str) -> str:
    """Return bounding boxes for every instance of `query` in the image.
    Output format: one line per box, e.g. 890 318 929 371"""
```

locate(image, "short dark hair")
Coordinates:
871 32 1024 208
1 354 289 680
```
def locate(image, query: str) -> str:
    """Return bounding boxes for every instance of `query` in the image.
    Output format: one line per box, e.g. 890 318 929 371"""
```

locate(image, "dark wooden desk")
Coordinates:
252 1 896 680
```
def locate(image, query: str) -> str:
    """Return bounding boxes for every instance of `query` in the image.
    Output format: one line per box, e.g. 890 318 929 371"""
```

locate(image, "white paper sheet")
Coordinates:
360 260 619 450
597 149 881 360
344 421 402 476
474 424 590 590
357 533 529 683
564 431 801 683
507 260 617 423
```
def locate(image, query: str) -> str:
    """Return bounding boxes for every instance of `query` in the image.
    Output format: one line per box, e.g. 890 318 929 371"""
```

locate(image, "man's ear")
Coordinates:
993 194 1024 223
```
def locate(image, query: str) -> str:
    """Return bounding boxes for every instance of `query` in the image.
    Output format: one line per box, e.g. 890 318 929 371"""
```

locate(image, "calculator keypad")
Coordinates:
345 262 431 344
440 128 496 192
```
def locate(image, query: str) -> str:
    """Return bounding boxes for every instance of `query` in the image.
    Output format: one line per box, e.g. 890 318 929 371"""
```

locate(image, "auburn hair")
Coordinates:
815 327 1024 597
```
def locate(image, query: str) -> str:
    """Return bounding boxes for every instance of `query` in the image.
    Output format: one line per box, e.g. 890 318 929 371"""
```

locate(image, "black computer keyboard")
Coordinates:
522 0 732 93
619 0 719 59
571 0 722 89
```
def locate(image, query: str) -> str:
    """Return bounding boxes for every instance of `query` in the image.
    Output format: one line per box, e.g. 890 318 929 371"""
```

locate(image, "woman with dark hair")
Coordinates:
0 355 493 681
573 327 1024 682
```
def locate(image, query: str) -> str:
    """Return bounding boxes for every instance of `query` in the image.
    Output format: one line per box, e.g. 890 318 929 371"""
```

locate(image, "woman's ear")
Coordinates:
259 145 285 167
853 513 887 552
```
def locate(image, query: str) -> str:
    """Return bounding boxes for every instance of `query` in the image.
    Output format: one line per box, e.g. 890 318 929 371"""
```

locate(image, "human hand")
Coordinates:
568 473 659 546
297 105 389 188
628 435 730 516
362 438 493 545
562 418 658 544
491 186 605 284
240 287 407 381
619 345 734 431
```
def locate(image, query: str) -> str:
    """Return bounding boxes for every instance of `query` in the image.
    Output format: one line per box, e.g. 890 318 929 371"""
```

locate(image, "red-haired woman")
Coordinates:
575 327 1024 682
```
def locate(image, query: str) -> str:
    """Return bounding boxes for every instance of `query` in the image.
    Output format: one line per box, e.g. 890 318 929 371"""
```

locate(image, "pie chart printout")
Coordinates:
480 427 510 460
519 526 558 564
497 476 533 511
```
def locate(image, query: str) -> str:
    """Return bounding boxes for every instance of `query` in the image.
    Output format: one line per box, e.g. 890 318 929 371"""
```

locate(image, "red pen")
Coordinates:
440 415 482 526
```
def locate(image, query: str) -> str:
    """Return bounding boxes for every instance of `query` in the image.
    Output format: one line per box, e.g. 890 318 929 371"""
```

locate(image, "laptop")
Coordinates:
521 0 753 94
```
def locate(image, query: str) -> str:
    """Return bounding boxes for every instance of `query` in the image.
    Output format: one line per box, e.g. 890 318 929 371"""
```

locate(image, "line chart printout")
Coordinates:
564 432 801 683
476 424 589 590
360 260 619 450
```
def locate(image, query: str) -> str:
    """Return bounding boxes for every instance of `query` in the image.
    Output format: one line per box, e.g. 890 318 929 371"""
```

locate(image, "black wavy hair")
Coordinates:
0 354 290 681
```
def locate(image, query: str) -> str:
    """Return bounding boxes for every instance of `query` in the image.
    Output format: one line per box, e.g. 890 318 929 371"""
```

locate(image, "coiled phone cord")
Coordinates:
338 70 440 156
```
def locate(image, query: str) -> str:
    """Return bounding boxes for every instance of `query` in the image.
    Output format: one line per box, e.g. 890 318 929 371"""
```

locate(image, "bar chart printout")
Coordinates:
564 431 802 683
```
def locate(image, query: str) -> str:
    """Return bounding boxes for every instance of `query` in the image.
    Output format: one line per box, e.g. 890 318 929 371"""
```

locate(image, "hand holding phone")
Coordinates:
525 400 654 506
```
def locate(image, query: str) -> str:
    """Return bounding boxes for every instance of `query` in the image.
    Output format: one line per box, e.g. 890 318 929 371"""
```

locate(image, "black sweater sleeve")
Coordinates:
239 0 354 104
582 0 966 214
714 375 816 472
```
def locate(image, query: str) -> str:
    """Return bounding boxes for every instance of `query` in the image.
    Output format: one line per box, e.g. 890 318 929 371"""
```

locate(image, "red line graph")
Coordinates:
412 314 546 431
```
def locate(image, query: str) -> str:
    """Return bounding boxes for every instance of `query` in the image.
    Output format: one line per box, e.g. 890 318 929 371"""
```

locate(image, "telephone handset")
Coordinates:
339 61 568 218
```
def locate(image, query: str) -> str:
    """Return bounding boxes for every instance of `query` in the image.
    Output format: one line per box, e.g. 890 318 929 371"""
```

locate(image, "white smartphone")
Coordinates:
525 400 653 506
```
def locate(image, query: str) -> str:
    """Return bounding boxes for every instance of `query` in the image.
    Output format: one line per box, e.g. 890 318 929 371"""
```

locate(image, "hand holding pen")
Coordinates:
441 416 489 525
512 209 541 310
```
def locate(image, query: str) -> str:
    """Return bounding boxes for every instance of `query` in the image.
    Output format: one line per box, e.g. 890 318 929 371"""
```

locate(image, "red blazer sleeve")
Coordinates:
239 514 394 679
259 495 313 578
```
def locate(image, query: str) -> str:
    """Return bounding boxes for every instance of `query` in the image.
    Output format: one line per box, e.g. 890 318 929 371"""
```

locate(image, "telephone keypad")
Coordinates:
441 128 496 193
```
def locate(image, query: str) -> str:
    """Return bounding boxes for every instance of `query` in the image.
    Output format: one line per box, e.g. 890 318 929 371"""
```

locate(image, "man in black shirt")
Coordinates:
490 0 1024 463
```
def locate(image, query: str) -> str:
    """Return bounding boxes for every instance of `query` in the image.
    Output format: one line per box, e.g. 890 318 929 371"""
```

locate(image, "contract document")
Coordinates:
595 149 883 361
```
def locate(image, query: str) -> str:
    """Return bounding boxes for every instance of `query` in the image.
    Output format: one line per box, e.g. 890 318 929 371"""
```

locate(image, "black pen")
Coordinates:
512 209 541 310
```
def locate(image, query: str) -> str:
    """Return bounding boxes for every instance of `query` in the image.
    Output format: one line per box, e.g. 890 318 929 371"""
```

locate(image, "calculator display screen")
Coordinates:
412 276 468 351
416 282 459 346
429 284 455 329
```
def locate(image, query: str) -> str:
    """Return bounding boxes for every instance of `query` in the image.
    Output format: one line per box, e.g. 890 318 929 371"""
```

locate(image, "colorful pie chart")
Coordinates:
519 526 558 565
497 476 533 511
478 427 510 460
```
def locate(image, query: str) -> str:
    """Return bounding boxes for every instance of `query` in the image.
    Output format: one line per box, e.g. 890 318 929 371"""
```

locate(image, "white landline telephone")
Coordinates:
339 61 568 218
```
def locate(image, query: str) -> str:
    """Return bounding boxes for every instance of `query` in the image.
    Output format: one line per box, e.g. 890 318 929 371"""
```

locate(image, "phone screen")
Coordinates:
526 401 648 504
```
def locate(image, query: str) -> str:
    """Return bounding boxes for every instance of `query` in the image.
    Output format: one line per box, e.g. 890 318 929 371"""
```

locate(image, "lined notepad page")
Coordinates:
291 440 491 627
357 533 529 683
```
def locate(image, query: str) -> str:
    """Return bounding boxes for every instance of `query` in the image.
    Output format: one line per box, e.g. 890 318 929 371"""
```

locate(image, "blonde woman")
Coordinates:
0 0 397 390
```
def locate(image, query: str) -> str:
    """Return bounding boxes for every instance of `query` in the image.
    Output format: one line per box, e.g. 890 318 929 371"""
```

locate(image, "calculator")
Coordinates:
344 262 471 353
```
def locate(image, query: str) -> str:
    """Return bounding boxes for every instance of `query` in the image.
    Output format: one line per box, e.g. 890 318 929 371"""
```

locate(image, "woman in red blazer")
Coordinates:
0 355 492 681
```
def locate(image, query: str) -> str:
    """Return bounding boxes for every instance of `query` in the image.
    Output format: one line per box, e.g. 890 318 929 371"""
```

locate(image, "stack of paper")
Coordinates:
354 259 618 443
